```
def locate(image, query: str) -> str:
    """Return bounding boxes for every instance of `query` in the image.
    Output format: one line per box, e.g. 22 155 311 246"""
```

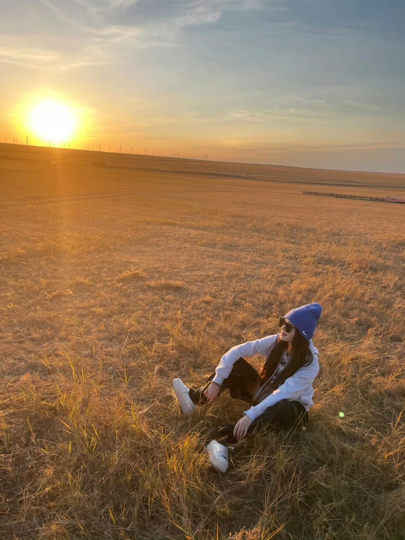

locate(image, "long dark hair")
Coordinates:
258 330 314 389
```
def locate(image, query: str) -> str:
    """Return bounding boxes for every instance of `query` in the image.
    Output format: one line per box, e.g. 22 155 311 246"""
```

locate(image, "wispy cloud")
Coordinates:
40 0 270 42
225 107 324 123
0 41 110 70
225 96 380 124
0 0 273 69
0 46 58 68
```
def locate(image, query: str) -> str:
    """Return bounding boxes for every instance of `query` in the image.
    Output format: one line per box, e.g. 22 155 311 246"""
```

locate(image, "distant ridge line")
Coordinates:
1 144 405 189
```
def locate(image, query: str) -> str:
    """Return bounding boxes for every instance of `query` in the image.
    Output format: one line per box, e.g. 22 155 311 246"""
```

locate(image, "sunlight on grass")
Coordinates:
0 149 404 539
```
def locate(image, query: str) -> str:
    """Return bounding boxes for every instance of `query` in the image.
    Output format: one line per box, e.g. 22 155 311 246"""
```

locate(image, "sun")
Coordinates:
29 101 77 144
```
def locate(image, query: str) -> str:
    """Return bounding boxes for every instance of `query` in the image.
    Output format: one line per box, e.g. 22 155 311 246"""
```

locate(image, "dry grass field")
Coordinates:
1 144 405 540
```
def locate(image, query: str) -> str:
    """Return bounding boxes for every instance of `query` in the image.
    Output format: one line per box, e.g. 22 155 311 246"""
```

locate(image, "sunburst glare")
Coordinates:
29 101 76 143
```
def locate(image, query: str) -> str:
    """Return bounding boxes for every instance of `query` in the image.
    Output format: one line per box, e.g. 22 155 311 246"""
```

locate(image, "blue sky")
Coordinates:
1 0 405 172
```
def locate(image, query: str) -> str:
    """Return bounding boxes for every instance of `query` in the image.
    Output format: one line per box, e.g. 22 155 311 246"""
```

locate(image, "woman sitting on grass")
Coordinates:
172 303 322 473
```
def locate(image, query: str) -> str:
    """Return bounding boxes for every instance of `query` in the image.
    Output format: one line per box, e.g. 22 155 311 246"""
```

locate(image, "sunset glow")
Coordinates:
29 101 76 144
2 1 405 171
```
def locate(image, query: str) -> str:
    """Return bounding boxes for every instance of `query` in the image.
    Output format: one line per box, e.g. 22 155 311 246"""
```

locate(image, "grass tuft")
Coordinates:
116 269 147 281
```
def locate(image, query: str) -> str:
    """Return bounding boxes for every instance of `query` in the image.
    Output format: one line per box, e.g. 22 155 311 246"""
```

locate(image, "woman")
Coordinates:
172 303 322 473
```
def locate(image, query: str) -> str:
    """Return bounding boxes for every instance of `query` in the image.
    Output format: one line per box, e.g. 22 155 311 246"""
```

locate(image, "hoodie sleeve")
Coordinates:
244 343 319 421
212 334 279 385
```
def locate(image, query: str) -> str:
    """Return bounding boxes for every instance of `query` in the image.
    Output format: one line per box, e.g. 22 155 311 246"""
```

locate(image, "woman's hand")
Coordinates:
233 415 253 441
203 382 221 403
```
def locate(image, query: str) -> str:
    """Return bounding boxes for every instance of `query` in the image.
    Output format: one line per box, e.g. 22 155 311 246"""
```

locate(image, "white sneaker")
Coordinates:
172 378 197 415
206 440 229 473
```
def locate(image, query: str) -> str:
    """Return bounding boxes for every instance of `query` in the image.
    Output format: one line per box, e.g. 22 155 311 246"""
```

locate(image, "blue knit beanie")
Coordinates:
284 303 322 341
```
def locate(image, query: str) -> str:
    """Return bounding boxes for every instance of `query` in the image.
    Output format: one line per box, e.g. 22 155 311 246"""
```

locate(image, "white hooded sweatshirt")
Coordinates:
212 334 319 421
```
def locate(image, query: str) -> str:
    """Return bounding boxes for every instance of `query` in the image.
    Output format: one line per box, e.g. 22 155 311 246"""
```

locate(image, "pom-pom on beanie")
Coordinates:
284 303 322 341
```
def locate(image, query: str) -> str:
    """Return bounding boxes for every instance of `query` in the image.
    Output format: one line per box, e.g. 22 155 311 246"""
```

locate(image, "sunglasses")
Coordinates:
279 317 295 333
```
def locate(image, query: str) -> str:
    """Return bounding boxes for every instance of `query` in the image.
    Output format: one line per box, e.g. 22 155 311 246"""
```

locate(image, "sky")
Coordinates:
1 0 405 172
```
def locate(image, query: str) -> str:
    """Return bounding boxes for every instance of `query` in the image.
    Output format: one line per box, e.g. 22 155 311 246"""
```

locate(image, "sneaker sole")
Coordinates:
206 441 228 473
172 379 197 415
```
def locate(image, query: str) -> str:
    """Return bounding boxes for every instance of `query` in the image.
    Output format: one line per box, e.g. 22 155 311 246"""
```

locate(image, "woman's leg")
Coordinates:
217 399 308 446
173 358 258 421
189 358 259 405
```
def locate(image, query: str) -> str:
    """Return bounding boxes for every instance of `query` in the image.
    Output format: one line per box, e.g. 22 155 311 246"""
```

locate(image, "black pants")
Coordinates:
189 358 308 446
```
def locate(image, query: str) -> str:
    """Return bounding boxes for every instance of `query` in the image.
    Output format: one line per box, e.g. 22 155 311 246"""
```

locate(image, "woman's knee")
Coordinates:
224 359 258 401
227 358 258 383
255 400 305 429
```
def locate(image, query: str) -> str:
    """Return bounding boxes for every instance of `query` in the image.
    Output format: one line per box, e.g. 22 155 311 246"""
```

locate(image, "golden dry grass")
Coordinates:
1 145 405 539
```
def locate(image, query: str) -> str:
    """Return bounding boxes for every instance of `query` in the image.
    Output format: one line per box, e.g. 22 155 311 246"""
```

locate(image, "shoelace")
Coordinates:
218 445 229 459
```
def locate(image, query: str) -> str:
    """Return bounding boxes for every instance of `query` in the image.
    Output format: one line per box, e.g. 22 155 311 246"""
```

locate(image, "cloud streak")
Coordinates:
0 0 273 69
225 98 380 124
0 46 58 68
0 41 111 70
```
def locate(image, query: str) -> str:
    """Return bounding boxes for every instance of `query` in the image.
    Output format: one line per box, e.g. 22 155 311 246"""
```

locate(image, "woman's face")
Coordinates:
280 320 296 343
